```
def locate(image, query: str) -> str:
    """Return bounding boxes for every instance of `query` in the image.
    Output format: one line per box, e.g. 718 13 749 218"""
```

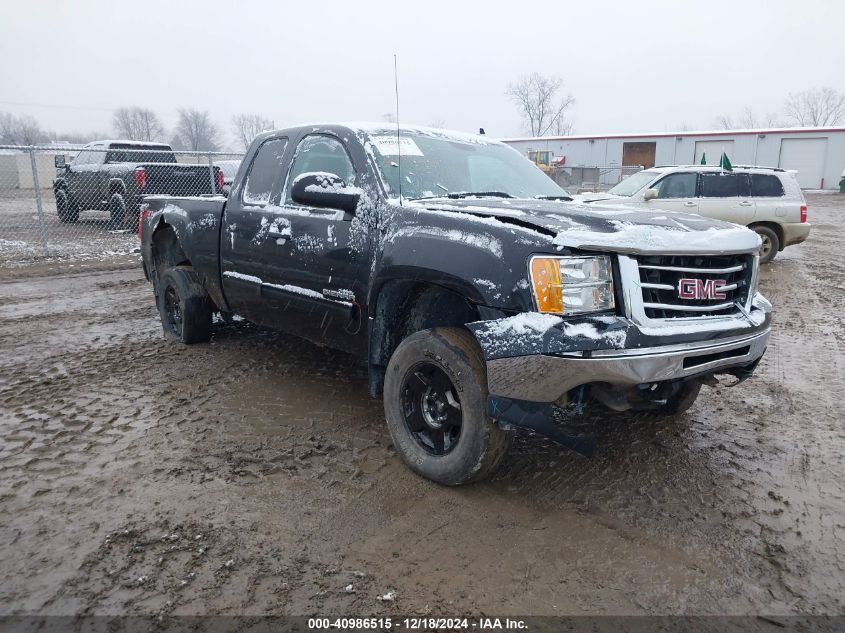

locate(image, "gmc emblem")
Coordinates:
678 278 727 300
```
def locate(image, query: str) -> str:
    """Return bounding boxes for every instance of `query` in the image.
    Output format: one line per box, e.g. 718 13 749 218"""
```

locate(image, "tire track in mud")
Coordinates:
0 269 396 614
1 195 844 616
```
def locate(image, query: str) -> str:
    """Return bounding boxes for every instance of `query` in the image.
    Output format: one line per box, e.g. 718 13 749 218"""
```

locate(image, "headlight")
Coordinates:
748 254 760 299
529 255 615 315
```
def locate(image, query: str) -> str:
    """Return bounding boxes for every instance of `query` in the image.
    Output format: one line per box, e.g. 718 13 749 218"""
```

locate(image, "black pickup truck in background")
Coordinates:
53 140 223 228
140 123 772 485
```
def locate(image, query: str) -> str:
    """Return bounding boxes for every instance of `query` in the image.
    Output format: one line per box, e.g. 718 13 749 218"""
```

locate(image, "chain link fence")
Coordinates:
546 164 644 192
0 144 243 267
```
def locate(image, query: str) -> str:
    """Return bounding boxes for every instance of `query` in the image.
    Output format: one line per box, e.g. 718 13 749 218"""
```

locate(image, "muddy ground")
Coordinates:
0 193 843 618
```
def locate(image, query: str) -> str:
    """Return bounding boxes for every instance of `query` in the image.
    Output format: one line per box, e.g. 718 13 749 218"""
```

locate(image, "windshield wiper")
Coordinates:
536 195 574 201
446 191 514 199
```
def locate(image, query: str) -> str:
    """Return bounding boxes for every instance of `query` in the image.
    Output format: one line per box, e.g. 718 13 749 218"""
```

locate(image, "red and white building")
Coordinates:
501 127 845 189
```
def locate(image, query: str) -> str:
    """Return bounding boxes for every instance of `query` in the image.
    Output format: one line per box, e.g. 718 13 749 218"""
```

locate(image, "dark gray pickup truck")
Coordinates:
53 140 223 228
140 123 772 485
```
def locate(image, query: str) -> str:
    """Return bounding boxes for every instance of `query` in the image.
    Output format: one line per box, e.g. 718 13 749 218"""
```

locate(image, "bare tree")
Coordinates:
52 130 109 144
0 112 48 145
428 116 447 129
784 87 845 126
551 115 574 136
172 109 221 152
713 106 786 130
231 113 273 150
112 107 165 141
506 73 575 137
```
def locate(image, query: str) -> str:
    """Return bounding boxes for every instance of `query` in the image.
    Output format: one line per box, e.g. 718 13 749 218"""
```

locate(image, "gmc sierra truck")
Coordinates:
140 123 772 485
53 140 223 228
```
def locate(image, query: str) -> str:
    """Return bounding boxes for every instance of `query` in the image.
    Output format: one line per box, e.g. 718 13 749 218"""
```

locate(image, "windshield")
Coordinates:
606 170 659 196
367 132 569 200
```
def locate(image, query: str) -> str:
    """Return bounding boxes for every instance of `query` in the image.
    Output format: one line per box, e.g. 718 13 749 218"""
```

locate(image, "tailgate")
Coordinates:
143 163 218 196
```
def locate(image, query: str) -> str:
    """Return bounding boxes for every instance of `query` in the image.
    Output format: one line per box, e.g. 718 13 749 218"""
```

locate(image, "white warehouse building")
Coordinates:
501 126 845 190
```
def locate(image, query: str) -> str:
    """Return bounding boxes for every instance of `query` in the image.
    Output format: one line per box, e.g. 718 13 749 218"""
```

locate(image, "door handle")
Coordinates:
683 201 697 207
739 200 753 206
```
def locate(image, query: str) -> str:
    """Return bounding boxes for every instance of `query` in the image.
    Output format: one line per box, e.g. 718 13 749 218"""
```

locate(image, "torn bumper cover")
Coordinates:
467 294 772 405
485 328 769 403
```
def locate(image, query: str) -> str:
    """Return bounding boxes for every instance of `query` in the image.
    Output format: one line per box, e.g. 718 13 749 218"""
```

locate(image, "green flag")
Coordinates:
700 152 707 165
719 152 733 171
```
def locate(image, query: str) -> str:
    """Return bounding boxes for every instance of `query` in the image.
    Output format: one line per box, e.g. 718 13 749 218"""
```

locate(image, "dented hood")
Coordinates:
422 198 761 256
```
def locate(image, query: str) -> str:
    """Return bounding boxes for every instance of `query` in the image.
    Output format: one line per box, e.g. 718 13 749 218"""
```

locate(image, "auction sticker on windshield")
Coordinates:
370 135 424 156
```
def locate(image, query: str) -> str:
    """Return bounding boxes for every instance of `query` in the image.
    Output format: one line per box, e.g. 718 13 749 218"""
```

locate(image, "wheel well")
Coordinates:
748 222 784 251
151 224 190 273
109 180 126 196
368 281 481 397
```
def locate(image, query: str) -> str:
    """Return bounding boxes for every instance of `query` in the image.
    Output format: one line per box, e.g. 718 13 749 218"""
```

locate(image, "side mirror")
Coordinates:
54 155 66 169
291 172 360 213
643 188 658 201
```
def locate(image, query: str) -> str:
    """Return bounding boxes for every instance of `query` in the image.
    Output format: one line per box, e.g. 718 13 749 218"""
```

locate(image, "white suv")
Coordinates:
580 166 810 263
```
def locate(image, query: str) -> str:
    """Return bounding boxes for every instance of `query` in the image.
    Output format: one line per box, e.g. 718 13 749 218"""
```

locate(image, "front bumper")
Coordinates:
468 290 772 404
781 222 811 248
485 328 769 402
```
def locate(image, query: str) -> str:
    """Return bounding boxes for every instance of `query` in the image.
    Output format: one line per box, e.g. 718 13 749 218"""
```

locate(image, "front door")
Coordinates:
262 133 371 355
646 171 699 214
68 145 105 211
698 172 755 224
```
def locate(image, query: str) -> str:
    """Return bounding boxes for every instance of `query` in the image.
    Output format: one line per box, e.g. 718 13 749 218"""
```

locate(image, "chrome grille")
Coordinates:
635 254 754 319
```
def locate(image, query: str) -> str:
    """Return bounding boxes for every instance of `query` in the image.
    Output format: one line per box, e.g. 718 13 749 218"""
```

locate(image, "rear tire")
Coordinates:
383 327 512 485
157 267 213 344
108 192 127 229
56 189 78 223
753 226 779 264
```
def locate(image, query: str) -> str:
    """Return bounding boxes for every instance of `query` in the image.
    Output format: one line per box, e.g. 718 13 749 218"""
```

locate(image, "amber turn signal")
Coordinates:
530 257 564 314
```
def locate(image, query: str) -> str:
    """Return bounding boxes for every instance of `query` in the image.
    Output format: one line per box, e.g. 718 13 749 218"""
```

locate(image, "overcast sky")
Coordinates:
2 0 844 148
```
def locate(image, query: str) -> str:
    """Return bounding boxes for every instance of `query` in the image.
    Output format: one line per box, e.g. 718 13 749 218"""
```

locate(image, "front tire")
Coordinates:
156 267 213 344
753 226 779 264
383 327 512 485
651 381 702 417
56 189 78 223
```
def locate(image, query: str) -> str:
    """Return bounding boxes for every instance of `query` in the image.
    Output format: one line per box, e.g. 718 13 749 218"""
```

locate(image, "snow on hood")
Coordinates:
419 198 760 255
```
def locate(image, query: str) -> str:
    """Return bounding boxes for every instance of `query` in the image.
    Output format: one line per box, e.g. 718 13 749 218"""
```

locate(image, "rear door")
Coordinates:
220 136 291 322
647 171 699 214
698 172 755 224
749 173 789 222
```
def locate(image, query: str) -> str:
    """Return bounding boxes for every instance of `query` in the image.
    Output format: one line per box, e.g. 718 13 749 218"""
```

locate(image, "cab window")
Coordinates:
285 135 355 204
653 173 697 199
242 137 289 206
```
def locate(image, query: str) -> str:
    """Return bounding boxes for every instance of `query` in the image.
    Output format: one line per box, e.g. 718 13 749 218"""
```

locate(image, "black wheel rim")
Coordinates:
164 286 183 337
401 362 462 456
